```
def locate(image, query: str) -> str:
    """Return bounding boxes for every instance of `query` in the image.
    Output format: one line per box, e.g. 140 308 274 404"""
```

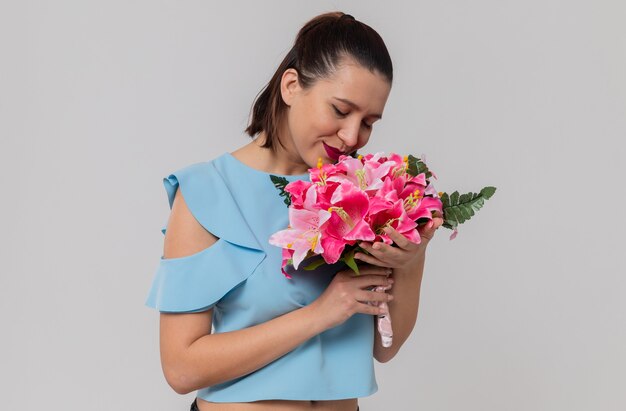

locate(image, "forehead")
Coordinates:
313 62 391 113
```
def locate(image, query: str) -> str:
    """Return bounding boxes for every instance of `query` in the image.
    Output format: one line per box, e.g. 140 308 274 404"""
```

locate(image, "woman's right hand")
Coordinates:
309 263 395 330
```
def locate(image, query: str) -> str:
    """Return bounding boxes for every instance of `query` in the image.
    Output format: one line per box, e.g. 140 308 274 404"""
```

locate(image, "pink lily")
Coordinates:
319 181 376 264
368 195 421 245
329 154 394 194
284 180 315 209
269 185 332 269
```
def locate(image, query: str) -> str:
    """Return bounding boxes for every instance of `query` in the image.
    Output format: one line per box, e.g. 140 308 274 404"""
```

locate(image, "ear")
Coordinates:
280 68 301 107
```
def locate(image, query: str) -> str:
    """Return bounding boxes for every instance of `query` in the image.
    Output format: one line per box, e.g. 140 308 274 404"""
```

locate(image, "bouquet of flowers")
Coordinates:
268 151 496 347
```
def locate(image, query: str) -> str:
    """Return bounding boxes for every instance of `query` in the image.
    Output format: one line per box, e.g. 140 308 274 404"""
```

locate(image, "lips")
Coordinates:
323 142 345 161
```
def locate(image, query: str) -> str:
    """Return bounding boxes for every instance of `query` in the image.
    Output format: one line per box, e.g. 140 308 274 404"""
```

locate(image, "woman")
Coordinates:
145 11 443 411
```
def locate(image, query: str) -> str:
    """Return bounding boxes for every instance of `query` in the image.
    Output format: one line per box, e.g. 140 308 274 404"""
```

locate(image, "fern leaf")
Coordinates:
440 192 450 207
269 175 292 207
441 186 496 228
406 154 433 179
450 191 460 206
480 186 497 199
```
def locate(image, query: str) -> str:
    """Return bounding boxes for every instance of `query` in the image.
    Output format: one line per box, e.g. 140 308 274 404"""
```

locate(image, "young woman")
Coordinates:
145 11 443 411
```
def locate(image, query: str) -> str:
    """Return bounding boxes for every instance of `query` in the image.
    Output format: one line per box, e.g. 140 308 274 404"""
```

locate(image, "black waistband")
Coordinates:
191 399 359 410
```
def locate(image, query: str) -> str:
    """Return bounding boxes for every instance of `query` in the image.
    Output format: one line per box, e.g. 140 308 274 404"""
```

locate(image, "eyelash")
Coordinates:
332 105 373 129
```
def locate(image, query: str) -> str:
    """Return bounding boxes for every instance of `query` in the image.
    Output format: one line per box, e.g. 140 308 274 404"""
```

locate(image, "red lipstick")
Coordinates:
323 142 344 161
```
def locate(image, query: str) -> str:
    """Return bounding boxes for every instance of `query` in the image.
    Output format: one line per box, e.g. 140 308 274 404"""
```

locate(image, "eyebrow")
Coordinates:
333 97 383 119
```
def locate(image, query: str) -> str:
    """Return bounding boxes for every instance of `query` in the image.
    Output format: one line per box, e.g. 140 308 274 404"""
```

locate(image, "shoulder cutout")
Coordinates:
161 161 261 251
145 160 266 313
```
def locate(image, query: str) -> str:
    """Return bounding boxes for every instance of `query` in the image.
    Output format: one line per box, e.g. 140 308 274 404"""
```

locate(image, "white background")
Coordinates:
1 1 624 410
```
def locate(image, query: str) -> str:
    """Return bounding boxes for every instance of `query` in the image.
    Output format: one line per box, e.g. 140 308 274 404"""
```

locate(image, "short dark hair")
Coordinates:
244 11 393 152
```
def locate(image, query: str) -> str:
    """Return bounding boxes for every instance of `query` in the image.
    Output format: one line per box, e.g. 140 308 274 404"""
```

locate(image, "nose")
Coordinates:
337 121 360 150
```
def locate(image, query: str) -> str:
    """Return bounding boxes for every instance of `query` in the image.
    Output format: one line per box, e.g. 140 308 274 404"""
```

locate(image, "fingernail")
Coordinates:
427 221 434 228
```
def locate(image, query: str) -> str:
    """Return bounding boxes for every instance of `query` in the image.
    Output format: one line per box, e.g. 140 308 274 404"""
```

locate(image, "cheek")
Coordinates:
293 103 339 144
311 109 339 135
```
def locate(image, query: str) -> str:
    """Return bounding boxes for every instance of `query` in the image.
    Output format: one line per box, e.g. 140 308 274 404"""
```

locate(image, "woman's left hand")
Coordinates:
355 211 444 270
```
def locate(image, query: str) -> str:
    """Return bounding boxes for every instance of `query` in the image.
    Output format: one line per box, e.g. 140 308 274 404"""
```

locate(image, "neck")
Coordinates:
238 133 309 176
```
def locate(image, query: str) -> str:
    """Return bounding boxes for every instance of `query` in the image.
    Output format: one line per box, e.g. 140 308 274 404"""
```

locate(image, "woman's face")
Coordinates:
279 58 391 169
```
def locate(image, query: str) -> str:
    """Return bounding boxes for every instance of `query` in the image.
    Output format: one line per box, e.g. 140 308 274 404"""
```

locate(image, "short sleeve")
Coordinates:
144 161 266 313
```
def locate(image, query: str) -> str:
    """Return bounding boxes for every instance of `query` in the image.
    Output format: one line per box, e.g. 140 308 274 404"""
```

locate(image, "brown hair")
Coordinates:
244 11 393 152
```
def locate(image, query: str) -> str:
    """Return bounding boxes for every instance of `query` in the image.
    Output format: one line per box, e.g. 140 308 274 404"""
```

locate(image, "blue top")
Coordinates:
145 152 378 402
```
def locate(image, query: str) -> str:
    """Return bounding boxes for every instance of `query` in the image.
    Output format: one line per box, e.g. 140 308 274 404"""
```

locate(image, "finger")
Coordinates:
343 264 391 279
418 219 441 236
356 289 394 304
361 242 405 265
429 216 444 230
424 217 445 236
355 301 387 316
356 266 393 278
355 274 393 289
416 231 432 243
382 226 413 250
354 247 390 267
358 241 397 261
434 217 444 229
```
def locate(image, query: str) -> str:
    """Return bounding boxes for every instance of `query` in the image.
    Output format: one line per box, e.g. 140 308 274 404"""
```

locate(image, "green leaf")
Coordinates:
440 186 496 228
450 191 460 206
342 247 360 276
441 192 450 208
447 206 464 225
269 175 292 207
481 186 497 199
406 154 433 179
302 256 327 271
458 202 474 220
442 221 456 230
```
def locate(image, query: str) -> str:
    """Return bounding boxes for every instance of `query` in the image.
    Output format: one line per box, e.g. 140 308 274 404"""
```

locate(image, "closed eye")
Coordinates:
333 105 373 129
332 105 347 117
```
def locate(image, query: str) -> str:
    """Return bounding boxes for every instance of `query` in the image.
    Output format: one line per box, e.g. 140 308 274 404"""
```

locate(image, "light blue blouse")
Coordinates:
145 152 378 402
